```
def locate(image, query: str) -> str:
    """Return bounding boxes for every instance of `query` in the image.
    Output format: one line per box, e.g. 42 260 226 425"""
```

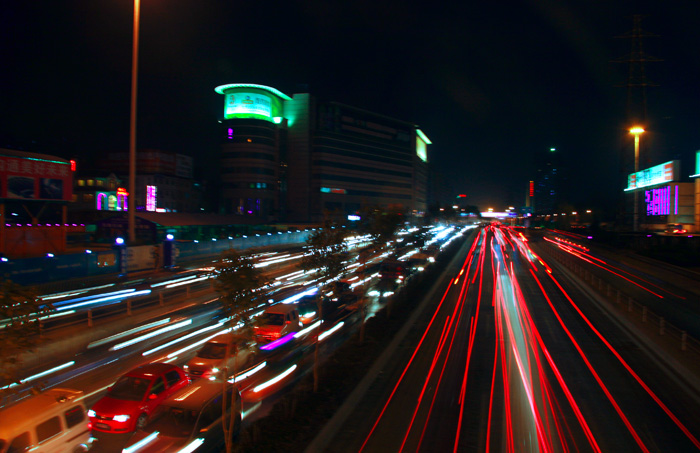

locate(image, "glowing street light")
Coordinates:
630 127 645 232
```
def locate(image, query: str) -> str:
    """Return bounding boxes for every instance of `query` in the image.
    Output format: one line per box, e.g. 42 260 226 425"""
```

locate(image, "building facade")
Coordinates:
94 150 204 213
215 84 430 223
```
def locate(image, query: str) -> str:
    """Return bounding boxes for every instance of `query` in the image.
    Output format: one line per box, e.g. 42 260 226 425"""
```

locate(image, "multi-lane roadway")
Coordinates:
322 225 700 452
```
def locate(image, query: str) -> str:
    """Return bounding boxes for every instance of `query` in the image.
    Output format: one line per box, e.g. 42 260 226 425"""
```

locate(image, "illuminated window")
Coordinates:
77 180 85 187
96 180 104 186
87 180 94 186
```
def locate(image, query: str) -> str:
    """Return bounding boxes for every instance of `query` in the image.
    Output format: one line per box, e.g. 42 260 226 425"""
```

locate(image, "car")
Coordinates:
123 380 242 452
326 280 360 305
185 333 259 380
378 260 408 282
254 304 302 342
665 223 687 235
407 252 433 273
88 363 190 433
297 294 322 325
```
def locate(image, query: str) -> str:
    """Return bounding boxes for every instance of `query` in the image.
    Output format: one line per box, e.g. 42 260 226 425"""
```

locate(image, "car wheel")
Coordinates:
136 413 148 430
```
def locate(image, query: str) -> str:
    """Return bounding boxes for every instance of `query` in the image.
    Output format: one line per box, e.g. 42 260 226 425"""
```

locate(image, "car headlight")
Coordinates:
211 367 219 374
113 415 131 422
87 410 96 418
183 365 189 369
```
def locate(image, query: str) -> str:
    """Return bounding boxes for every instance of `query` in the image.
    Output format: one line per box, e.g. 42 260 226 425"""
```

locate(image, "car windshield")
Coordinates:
197 342 227 359
261 312 285 326
144 405 199 437
108 376 152 401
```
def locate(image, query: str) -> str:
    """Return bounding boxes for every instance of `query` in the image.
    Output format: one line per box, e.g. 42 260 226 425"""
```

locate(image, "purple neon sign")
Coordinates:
146 185 157 211
644 186 670 216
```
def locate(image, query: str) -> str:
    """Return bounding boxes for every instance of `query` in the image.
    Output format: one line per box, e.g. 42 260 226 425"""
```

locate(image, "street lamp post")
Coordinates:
630 127 645 232
128 0 141 244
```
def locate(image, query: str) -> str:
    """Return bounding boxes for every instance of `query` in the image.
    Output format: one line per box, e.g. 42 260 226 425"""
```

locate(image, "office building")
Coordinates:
215 84 430 223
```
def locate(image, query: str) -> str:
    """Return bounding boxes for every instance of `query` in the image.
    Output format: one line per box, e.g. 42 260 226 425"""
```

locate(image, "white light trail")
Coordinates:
142 323 222 356
89 318 171 349
253 364 297 393
165 328 233 359
281 287 318 304
177 438 204 453
319 322 344 341
57 289 151 311
122 431 159 453
110 319 192 351
229 361 266 383
150 275 198 288
295 320 322 338
165 275 211 288
1 361 75 390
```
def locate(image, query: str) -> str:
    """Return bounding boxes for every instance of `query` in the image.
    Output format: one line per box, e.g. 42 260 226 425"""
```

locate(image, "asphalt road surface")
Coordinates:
320 225 700 453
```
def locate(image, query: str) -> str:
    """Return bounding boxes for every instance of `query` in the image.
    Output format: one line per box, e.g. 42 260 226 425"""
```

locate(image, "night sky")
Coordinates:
1 1 698 216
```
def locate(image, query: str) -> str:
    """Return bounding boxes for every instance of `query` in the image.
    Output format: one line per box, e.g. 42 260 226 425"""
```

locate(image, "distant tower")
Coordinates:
613 14 662 168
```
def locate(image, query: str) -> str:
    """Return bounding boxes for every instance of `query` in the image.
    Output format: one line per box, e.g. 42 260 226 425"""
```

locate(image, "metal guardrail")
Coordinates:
541 243 700 375
38 280 214 333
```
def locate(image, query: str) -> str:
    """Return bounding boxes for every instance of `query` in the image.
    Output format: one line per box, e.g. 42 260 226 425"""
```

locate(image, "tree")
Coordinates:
210 248 268 453
358 205 405 251
0 277 51 402
299 217 348 392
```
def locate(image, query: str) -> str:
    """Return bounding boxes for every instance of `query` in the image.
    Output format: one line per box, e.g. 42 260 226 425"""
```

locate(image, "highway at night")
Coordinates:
316 226 700 453
3 225 700 452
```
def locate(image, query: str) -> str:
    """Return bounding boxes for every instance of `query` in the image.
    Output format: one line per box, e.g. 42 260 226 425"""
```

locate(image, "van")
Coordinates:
254 304 302 342
0 388 92 453
123 380 242 452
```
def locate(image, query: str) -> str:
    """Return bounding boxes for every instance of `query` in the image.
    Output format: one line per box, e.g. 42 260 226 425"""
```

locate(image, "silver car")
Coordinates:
185 333 258 380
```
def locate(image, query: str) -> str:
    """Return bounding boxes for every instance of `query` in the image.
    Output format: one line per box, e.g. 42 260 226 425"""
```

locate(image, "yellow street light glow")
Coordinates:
629 127 645 135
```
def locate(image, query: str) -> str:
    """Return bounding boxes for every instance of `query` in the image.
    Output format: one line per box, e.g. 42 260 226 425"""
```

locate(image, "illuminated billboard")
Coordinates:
215 84 290 122
644 185 678 216
225 92 272 118
625 160 678 191
96 189 128 211
416 129 431 163
0 150 72 201
692 151 700 178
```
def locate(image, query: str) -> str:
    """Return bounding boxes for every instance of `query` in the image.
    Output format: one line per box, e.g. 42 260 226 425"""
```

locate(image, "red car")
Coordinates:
88 363 190 433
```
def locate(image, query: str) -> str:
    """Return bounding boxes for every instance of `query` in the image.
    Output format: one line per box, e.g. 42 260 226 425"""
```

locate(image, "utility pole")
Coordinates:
612 15 662 230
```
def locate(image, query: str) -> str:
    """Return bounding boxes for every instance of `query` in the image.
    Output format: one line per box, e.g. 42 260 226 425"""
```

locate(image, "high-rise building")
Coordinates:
215 84 430 223
533 148 563 215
